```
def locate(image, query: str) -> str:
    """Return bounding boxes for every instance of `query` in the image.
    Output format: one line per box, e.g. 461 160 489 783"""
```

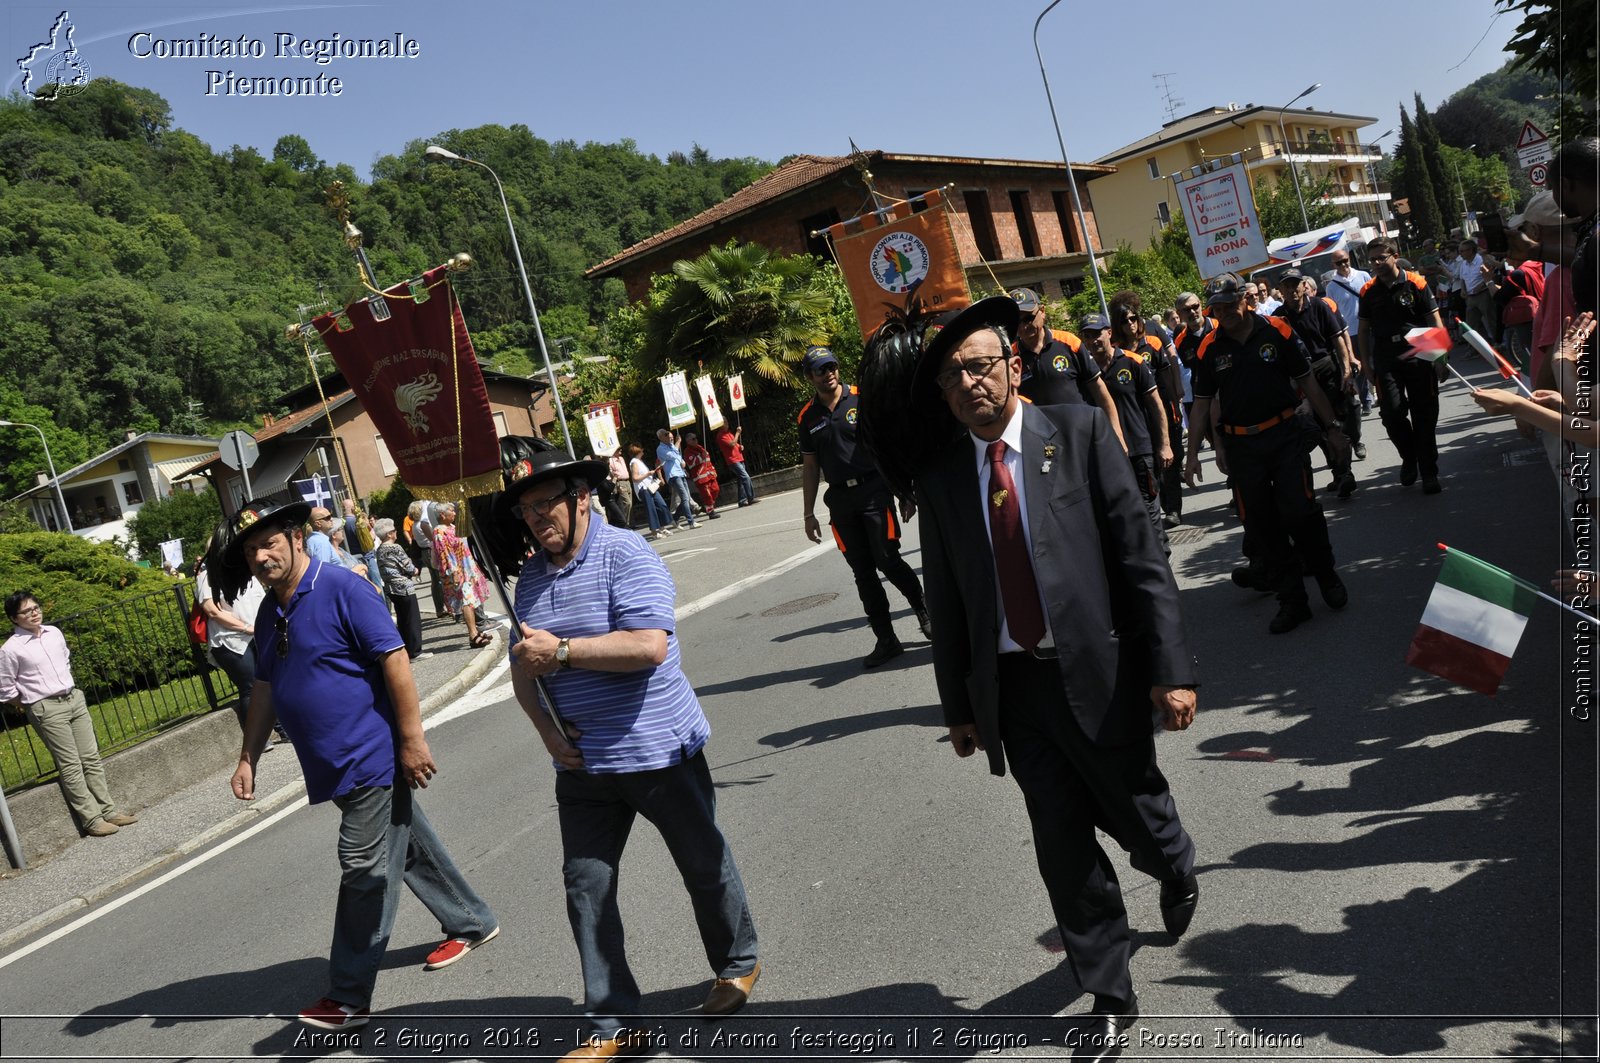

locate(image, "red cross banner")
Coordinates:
310 264 502 501
829 189 969 341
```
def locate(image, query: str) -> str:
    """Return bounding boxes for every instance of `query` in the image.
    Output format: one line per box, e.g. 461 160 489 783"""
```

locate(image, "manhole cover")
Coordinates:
1503 447 1546 467
1168 526 1206 546
761 592 839 617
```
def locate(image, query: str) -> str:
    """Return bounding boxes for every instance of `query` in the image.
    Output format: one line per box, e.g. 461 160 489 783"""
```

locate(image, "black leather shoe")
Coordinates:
1354 442 1368 461
1072 994 1139 1061
915 609 933 640
1231 566 1271 592
862 638 903 669
1336 472 1357 499
1160 872 1200 937
1315 572 1349 610
1422 476 1442 495
1400 463 1418 487
1269 601 1313 634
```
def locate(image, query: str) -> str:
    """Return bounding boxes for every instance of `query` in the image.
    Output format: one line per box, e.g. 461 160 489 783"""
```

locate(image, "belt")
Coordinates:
1000 645 1059 660
840 473 879 489
1220 407 1298 436
44 689 74 701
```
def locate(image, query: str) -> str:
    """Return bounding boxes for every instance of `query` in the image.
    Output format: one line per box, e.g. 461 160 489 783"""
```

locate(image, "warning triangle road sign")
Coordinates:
1515 119 1549 151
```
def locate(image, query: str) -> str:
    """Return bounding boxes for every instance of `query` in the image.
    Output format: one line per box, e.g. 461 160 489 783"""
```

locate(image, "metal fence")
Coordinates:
0 582 239 792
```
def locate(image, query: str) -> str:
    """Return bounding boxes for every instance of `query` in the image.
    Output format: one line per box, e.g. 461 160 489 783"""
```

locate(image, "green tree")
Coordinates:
1498 0 1597 139
1394 108 1445 243
1063 242 1196 325
126 487 223 569
1414 95 1459 232
1249 172 1343 242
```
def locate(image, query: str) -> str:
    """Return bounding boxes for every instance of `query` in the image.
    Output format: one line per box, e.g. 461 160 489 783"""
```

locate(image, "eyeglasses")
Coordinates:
512 492 576 519
1119 314 1140 322
13 605 41 617
935 355 1006 391
1179 303 1201 313
275 616 289 660
1332 259 1350 266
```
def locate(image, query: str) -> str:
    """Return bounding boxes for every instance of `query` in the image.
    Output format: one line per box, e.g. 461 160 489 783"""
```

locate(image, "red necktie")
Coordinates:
986 440 1046 650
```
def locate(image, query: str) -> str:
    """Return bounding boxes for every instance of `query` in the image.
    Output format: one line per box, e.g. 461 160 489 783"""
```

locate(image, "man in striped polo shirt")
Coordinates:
502 451 760 1062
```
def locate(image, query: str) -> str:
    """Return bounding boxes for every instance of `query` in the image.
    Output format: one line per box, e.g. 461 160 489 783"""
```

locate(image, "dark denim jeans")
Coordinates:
665 475 697 526
328 784 497 1008
728 461 756 504
556 751 757 1035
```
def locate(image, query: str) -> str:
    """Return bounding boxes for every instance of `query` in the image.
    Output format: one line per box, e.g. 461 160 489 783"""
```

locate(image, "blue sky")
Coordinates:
6 0 1521 176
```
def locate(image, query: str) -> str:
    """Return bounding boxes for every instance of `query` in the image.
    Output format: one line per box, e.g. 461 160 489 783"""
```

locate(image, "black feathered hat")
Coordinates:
909 295 1021 405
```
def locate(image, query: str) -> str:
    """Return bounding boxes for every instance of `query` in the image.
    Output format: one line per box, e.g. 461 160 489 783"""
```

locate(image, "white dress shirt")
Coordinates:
970 407 1054 653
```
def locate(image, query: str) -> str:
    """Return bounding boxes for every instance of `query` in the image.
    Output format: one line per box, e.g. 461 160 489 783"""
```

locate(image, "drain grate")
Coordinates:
761 592 839 617
1167 526 1206 546
1503 447 1546 468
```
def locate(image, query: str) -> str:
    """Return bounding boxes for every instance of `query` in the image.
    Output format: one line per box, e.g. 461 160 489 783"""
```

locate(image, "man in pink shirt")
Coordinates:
0 592 138 837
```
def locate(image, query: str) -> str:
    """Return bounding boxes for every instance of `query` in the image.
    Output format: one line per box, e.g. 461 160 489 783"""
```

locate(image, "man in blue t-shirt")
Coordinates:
225 498 498 1034
501 450 760 1060
655 428 698 529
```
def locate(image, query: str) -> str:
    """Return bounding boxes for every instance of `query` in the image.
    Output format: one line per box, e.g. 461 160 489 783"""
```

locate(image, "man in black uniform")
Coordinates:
1083 312 1171 550
1110 290 1185 527
1009 288 1127 451
1357 237 1449 494
1275 268 1358 499
798 344 930 668
1183 274 1349 634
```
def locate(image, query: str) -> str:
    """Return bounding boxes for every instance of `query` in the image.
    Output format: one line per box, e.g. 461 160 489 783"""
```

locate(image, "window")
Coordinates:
963 189 1000 261
1156 201 1172 227
1052 190 1080 253
493 411 510 438
374 434 397 477
1147 158 1161 180
799 208 841 260
122 480 143 505
1009 190 1039 258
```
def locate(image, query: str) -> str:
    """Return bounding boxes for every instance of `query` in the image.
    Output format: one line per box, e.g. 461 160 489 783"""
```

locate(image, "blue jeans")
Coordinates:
556 751 757 1036
665 475 697 526
637 489 669 532
728 461 755 504
328 784 497 1008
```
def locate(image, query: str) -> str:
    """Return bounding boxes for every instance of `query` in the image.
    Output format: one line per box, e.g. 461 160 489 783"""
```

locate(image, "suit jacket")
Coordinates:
916 402 1196 776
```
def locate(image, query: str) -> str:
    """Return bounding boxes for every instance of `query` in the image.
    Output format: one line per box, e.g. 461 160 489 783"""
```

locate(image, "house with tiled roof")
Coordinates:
7 432 219 541
586 150 1117 302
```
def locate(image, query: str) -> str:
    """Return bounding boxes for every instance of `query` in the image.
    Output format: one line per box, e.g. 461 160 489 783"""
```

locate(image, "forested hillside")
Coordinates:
0 79 769 498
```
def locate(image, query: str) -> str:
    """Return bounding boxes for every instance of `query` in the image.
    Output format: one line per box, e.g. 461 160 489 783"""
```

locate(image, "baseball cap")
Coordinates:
1509 190 1572 231
1009 287 1042 313
1204 273 1245 305
1079 312 1111 334
1277 267 1306 286
802 345 839 373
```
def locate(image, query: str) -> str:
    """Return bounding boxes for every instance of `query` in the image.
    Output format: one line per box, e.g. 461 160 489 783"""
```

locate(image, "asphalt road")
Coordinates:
0 372 1594 1061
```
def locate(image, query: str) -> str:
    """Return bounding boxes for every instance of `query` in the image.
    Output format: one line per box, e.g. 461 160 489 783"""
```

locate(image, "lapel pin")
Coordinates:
1040 444 1055 474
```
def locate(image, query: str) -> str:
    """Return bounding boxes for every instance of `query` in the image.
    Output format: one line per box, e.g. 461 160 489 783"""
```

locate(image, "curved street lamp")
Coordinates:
1033 0 1109 319
423 145 576 458
1278 82 1322 233
0 419 72 532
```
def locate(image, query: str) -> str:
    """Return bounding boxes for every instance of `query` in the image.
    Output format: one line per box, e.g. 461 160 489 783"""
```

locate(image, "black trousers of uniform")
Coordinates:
1159 407 1185 519
1373 355 1441 477
1129 453 1169 554
998 653 1193 1005
827 481 924 638
1309 358 1354 480
1223 420 1335 605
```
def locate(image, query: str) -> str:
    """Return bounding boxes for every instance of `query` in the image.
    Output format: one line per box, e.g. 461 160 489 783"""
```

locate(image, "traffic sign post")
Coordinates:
218 429 259 499
1515 119 1551 171
1528 162 1549 188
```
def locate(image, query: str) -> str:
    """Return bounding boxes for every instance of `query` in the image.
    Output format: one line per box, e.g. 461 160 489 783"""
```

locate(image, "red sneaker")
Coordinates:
423 925 500 970
297 997 370 1030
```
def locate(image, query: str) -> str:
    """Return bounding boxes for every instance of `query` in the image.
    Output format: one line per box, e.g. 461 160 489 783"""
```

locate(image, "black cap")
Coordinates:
223 497 312 567
1277 267 1306 285
1080 311 1111 333
911 296 1020 398
802 345 839 373
1205 273 1246 305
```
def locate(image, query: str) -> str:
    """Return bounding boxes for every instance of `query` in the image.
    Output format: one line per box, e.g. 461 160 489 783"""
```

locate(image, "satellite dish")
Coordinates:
1349 180 1362 193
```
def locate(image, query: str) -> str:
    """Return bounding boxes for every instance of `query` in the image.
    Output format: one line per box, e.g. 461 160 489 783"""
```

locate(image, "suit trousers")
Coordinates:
997 654 1193 1005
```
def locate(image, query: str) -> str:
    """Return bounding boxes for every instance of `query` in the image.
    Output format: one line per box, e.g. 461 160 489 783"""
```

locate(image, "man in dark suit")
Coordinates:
910 296 1200 1061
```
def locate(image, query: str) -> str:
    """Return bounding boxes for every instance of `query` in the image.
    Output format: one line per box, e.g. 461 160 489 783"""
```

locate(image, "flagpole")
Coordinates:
1439 543 1598 624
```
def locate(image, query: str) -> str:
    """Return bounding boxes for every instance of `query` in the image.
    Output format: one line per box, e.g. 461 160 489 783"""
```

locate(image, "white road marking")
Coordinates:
675 542 833 621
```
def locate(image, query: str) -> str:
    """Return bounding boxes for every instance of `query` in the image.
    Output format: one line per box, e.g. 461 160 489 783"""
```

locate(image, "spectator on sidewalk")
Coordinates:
408 501 446 620
195 541 270 743
602 448 633 528
0 592 139 837
432 502 493 649
655 428 698 530
500 451 760 1059
627 443 672 540
375 518 429 661
305 508 339 565
712 425 759 506
225 497 498 1032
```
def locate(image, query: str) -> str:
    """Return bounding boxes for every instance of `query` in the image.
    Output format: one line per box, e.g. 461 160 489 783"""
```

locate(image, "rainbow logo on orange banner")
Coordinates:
830 189 969 340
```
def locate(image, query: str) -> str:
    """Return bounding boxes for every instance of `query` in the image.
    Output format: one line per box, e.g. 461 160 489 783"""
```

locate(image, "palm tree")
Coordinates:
642 242 834 383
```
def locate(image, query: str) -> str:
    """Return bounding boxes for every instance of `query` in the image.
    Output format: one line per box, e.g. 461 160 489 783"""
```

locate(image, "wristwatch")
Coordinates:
556 638 572 669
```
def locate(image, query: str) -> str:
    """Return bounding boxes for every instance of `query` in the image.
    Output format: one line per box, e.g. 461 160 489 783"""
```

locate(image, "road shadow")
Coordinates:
694 644 933 698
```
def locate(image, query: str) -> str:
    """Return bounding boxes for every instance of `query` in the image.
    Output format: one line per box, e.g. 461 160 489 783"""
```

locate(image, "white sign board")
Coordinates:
1175 162 1268 280
695 375 726 430
727 374 747 412
159 538 184 571
661 371 697 429
584 410 620 458
1515 119 1551 170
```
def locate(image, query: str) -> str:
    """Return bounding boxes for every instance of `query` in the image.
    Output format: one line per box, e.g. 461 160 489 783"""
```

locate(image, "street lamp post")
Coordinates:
0 420 72 532
1366 127 1395 230
1450 143 1478 231
1278 82 1322 233
1033 0 1109 319
423 145 576 458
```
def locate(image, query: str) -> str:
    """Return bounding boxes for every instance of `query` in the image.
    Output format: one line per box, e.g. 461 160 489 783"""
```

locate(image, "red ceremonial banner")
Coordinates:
830 189 970 341
311 264 502 501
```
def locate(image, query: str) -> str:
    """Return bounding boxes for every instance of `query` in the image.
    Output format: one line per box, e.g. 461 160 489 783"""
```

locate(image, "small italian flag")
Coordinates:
1406 547 1536 695
1404 326 1452 361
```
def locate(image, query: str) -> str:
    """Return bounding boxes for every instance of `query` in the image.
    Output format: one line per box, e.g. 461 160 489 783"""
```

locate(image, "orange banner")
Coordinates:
830 189 969 340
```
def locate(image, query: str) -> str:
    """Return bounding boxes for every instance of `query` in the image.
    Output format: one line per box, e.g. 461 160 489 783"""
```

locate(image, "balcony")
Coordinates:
1271 140 1384 163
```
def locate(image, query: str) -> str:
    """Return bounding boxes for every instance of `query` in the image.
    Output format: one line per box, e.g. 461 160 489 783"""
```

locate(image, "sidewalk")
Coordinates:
0 609 508 955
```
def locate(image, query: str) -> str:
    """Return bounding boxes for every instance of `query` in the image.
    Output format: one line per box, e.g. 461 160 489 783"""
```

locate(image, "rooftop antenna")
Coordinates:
1154 72 1184 124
